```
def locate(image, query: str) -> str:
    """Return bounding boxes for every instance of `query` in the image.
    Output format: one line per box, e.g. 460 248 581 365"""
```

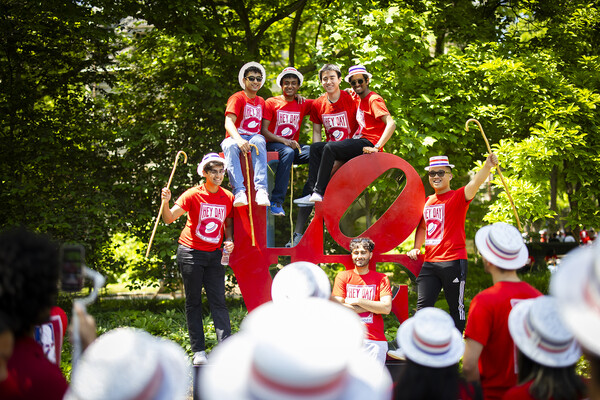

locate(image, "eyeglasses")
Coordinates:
245 76 263 82
350 79 365 86
207 169 226 175
428 170 449 178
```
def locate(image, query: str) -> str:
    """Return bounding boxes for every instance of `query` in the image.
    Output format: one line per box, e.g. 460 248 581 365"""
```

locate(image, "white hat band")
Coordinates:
412 330 451 355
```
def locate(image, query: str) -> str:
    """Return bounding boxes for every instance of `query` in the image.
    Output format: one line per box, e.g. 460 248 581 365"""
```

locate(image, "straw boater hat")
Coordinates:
199 298 393 400
238 61 266 90
508 296 581 368
277 67 304 88
424 155 455 171
65 328 191 400
551 240 600 356
344 65 373 83
395 307 464 368
197 152 227 176
475 222 529 270
271 261 331 302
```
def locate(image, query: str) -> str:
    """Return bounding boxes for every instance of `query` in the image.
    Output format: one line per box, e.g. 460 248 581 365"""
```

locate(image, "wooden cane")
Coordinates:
465 119 522 231
245 144 259 246
146 151 188 257
289 164 295 245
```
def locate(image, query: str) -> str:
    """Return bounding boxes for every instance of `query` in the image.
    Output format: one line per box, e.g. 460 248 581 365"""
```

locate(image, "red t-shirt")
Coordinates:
420 186 471 262
7 336 68 400
332 269 392 341
310 90 358 142
225 91 266 137
464 282 542 400
34 306 67 365
175 185 234 252
263 96 314 142
502 379 586 400
355 91 390 146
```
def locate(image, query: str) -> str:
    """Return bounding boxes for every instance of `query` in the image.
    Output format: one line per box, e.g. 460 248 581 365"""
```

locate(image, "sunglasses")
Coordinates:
350 79 365 86
207 169 226 175
245 76 263 82
428 170 449 178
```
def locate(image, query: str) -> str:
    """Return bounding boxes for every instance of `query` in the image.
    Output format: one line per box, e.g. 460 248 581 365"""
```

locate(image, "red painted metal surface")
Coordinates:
229 152 425 324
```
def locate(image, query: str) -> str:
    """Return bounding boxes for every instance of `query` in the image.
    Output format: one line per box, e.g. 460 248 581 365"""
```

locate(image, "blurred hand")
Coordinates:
407 248 421 261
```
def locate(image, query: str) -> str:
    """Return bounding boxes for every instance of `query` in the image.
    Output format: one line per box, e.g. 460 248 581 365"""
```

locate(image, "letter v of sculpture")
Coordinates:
229 152 426 323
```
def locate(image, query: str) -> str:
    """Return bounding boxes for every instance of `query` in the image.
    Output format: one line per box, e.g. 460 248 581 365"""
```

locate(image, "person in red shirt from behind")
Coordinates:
161 153 234 366
462 223 542 400
407 153 498 332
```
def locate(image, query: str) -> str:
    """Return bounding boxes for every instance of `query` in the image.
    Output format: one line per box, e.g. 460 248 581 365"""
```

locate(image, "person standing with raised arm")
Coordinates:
407 153 498 332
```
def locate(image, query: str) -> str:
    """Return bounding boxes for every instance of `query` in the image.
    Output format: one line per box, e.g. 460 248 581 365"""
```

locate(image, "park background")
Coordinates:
1 0 599 379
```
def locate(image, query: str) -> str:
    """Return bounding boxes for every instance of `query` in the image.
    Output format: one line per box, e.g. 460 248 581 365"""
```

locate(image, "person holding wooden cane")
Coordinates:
160 152 234 365
407 153 498 333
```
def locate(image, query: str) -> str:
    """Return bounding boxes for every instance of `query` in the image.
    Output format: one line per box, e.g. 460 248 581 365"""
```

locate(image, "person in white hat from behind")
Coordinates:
551 240 600 400
64 328 191 400
198 298 392 400
392 307 482 400
406 152 498 333
504 295 586 400
160 152 234 365
222 61 271 207
462 222 542 400
271 261 332 302
260 67 312 218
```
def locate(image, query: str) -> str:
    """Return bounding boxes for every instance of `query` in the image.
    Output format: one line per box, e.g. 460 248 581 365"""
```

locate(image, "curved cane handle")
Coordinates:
249 143 259 156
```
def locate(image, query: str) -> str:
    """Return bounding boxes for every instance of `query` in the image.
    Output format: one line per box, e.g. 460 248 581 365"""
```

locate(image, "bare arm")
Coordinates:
223 218 234 253
225 113 251 153
344 295 392 315
363 114 396 154
312 123 323 143
464 153 498 201
407 221 426 260
161 188 186 224
463 338 483 383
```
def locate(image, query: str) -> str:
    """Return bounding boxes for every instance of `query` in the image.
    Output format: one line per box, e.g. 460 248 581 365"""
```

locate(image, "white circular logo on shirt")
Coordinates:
281 127 292 137
248 121 259 129
427 222 437 235
332 130 344 141
205 221 218 233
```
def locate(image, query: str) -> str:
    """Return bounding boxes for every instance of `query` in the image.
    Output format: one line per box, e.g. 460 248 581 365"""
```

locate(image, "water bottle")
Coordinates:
221 242 232 265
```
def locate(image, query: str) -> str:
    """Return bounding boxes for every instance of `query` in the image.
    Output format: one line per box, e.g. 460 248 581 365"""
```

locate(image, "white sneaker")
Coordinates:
233 191 248 207
193 351 208 365
293 194 312 206
309 192 323 203
285 233 303 248
255 189 270 206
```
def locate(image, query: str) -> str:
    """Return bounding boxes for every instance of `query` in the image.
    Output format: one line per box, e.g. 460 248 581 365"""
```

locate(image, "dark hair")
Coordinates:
349 237 375 252
318 64 341 80
516 349 587 400
243 65 262 78
394 359 481 400
0 227 60 336
279 73 300 87
0 310 14 335
203 160 225 173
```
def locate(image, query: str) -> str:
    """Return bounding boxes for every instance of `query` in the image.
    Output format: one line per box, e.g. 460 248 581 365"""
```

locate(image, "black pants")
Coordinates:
416 259 467 332
304 138 373 196
176 244 231 352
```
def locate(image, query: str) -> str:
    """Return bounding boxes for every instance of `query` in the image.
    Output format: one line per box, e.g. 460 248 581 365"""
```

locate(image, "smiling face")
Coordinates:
202 161 226 188
243 71 263 94
428 167 452 194
281 75 300 100
349 74 369 97
320 70 342 95
351 244 373 269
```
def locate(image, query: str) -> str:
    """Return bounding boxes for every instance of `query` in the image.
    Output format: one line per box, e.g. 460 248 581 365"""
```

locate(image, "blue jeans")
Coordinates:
266 142 310 204
177 245 231 352
221 134 268 195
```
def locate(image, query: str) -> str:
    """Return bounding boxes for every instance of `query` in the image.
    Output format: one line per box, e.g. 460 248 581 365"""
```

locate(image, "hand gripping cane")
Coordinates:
465 119 522 231
245 144 259 246
146 151 188 257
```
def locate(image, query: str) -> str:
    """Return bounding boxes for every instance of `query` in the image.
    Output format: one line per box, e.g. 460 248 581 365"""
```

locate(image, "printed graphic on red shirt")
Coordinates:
239 103 263 135
322 111 350 141
424 204 445 245
346 283 376 324
195 203 227 243
275 110 301 138
354 108 365 138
